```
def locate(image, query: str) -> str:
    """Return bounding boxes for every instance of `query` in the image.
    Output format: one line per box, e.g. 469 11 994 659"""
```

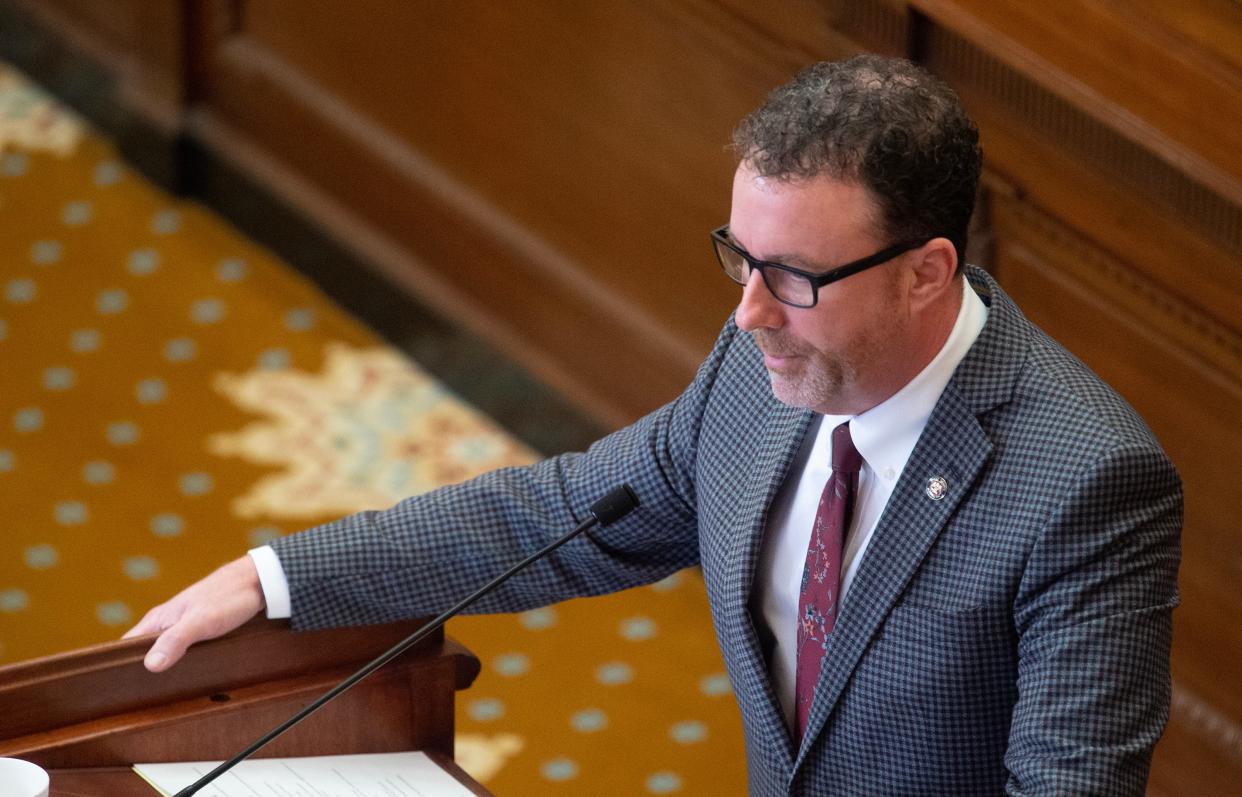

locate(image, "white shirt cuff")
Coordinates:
248 546 292 619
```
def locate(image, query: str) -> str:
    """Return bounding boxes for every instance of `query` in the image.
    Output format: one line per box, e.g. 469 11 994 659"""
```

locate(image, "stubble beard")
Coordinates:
754 331 853 413
754 302 901 415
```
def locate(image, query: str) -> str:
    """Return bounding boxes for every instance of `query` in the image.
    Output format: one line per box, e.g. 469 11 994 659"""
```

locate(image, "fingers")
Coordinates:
145 624 194 672
123 555 266 673
122 605 178 640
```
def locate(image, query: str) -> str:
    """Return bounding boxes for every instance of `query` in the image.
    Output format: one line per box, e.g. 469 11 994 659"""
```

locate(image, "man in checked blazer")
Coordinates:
129 55 1182 795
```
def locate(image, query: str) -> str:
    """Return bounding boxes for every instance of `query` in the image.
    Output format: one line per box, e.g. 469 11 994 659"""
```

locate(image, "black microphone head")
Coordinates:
590 484 639 527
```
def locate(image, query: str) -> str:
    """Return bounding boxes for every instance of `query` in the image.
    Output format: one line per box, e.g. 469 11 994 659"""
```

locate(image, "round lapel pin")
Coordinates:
925 476 949 500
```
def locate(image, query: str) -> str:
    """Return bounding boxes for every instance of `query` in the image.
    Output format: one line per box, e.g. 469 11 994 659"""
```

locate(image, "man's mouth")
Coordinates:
753 334 800 370
759 349 800 370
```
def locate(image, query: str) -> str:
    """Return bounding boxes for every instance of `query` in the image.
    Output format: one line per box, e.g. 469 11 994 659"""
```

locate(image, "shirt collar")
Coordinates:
846 277 988 475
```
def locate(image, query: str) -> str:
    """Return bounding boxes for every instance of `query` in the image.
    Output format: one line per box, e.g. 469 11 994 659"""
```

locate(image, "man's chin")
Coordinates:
766 372 813 410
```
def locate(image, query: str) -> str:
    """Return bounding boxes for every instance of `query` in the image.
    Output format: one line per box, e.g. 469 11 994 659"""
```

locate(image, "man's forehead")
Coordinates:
728 167 887 265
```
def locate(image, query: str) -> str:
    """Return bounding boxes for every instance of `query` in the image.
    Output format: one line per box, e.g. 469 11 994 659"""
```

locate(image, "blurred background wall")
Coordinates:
1 1 1238 793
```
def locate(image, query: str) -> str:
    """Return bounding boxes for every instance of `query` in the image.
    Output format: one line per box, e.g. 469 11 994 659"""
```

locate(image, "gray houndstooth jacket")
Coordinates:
273 267 1182 796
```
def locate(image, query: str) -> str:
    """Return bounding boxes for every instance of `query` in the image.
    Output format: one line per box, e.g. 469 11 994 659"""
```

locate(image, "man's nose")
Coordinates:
735 270 785 332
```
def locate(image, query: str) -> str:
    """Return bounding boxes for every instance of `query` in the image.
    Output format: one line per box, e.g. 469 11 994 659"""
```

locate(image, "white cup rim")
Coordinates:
0 756 50 797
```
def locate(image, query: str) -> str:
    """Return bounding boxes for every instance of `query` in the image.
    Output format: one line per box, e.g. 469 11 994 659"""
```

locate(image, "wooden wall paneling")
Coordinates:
1112 0 1242 78
923 27 1241 333
822 0 913 57
189 0 836 425
909 0 1242 212
10 0 188 134
1160 682 1242 797
189 32 698 427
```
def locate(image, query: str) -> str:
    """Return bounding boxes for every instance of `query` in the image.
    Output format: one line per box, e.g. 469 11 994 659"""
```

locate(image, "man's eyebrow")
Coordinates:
730 233 826 271
728 230 807 266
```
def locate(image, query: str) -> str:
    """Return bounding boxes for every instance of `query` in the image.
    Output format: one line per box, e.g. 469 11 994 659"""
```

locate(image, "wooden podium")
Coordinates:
0 618 490 795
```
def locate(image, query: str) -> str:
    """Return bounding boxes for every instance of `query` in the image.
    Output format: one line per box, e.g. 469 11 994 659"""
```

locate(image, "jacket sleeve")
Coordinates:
1005 443 1183 796
270 320 744 630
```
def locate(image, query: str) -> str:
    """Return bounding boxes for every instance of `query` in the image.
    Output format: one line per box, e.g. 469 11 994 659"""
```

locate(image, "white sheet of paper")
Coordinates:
133 751 476 797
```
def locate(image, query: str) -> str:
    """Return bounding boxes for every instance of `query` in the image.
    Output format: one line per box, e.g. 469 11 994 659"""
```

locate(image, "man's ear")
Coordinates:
907 237 959 310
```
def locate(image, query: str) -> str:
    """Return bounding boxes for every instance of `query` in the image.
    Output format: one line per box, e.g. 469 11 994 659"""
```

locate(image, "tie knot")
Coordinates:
831 422 863 473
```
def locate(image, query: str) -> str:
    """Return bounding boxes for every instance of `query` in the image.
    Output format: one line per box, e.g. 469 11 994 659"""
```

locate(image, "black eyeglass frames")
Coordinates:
711 225 928 308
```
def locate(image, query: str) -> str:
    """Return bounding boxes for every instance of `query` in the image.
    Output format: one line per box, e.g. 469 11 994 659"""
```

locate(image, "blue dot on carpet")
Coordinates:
191 298 225 324
467 698 505 722
179 472 213 496
136 378 167 404
646 771 683 793
124 556 159 581
619 616 658 641
54 501 88 525
258 348 290 370
519 607 557 630
94 160 123 186
151 513 184 538
2 152 29 176
83 461 115 484
669 720 708 744
127 248 160 275
284 307 316 331
151 208 181 234
493 652 530 677
570 708 608 733
216 258 248 282
62 200 93 226
164 337 196 362
96 289 129 314
6 278 36 303
31 240 62 264
248 526 281 545
106 420 140 445
96 601 132 626
70 328 101 352
540 758 579 782
24 544 58 569
595 661 634 686
650 571 684 592
43 366 75 390
14 407 44 433
0 589 29 613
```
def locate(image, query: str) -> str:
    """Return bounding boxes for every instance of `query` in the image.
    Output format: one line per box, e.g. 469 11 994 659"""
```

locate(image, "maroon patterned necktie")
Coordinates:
794 421 862 741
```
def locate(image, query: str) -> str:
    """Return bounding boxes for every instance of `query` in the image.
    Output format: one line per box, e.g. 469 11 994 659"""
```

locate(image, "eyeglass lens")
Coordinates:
714 240 815 307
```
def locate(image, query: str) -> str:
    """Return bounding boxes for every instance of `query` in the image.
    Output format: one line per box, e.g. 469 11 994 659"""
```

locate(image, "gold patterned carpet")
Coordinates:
0 63 747 793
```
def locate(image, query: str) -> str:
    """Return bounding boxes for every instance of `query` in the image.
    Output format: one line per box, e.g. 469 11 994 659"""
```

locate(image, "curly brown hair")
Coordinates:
732 54 981 269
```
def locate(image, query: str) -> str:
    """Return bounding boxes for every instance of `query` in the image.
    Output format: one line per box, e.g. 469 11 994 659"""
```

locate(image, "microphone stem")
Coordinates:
175 512 602 796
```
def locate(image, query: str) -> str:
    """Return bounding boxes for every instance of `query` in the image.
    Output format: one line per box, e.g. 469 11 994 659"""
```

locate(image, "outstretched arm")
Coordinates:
122 318 744 672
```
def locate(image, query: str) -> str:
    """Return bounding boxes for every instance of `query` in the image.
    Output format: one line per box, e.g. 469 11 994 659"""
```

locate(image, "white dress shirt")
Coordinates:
250 278 989 713
753 277 987 730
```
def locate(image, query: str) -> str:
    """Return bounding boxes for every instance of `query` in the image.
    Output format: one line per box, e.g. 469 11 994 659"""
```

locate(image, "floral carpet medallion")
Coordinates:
0 64 83 155
209 343 538 519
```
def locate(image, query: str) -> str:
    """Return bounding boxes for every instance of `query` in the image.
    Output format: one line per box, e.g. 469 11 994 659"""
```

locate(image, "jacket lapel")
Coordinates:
723 396 814 767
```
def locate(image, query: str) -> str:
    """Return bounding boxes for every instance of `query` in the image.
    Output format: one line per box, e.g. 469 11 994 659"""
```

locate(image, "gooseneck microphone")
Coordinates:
175 484 640 796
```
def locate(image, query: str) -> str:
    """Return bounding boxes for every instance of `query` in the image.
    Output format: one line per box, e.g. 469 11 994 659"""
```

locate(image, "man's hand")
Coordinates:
123 555 266 672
